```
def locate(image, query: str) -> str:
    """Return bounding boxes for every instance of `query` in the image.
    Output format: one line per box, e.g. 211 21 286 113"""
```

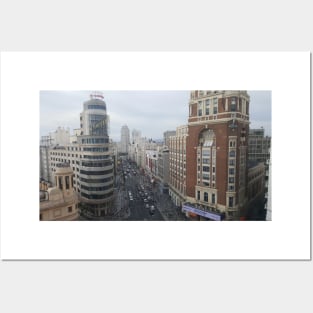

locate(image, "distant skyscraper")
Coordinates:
120 125 130 154
163 130 176 147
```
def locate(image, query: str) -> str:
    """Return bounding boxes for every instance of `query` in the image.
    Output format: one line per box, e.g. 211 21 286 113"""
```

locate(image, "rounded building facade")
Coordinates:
78 93 114 217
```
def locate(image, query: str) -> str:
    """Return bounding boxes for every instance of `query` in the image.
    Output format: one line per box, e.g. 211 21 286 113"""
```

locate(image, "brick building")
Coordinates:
174 90 251 220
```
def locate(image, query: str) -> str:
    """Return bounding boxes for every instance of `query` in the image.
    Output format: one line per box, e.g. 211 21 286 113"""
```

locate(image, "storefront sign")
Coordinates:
182 204 222 221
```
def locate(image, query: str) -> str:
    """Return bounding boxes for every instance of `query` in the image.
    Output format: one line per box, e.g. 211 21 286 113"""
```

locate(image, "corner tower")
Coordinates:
78 91 114 217
186 90 250 220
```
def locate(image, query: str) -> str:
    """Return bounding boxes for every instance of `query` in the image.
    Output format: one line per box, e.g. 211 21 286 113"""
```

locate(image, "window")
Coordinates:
229 140 236 148
202 173 210 180
212 194 215 204
198 101 202 116
230 97 236 112
229 159 235 166
204 192 208 202
202 166 210 172
202 149 210 157
229 150 236 157
229 168 235 175
229 197 234 208
213 106 218 114
229 177 235 183
58 177 63 189
68 206 72 213
197 190 200 200
65 176 70 189
205 99 210 114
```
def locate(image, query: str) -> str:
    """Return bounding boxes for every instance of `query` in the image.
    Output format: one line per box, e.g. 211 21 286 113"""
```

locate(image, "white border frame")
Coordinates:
0 52 310 260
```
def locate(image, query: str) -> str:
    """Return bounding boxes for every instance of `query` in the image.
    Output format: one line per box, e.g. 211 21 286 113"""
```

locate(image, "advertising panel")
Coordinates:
182 204 223 221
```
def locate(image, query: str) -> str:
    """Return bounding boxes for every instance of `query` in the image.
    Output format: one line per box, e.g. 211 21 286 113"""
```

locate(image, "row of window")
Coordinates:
51 146 81 153
80 177 113 184
83 155 110 160
80 191 113 200
81 184 114 192
81 161 112 168
87 104 106 110
83 147 109 152
80 169 113 176
197 190 216 204
81 137 108 144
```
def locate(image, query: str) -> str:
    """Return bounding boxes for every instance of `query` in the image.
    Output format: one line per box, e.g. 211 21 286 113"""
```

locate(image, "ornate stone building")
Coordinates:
40 164 79 221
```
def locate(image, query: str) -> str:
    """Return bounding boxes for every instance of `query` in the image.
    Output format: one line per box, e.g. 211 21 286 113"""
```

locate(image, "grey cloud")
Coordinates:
40 90 271 141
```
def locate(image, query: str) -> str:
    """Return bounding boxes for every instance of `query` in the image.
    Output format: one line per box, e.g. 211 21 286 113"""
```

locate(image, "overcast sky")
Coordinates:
40 90 271 142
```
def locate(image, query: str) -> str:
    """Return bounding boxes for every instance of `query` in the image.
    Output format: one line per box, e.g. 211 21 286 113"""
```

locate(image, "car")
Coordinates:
145 204 150 209
143 198 148 203
149 206 155 215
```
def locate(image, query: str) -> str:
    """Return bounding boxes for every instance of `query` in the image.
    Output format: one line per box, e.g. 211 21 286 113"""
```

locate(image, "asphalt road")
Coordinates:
124 170 164 221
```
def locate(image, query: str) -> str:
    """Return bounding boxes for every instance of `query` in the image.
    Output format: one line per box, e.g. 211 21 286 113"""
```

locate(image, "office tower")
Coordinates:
163 130 176 148
120 125 130 154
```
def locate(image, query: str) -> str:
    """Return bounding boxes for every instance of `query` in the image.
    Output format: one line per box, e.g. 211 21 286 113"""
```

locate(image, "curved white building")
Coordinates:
45 92 115 218
77 93 114 216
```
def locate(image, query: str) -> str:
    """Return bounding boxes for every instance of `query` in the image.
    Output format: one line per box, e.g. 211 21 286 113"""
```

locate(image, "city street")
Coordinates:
113 159 185 221
79 159 187 221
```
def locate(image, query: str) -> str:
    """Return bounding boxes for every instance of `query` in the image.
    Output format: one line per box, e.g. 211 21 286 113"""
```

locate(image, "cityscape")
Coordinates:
40 90 271 221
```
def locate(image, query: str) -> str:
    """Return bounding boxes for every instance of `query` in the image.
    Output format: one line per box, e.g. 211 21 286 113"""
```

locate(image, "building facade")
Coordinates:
163 130 176 148
180 90 251 220
248 128 271 164
42 92 115 217
157 147 170 193
120 125 130 154
40 164 79 221
169 125 188 207
265 148 272 221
